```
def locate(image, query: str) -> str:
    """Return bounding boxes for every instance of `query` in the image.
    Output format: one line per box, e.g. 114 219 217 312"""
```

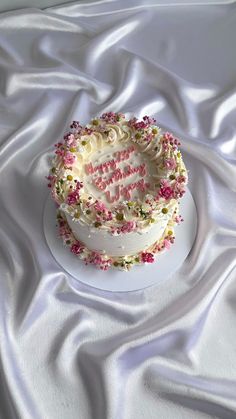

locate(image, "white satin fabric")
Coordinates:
1 2 236 418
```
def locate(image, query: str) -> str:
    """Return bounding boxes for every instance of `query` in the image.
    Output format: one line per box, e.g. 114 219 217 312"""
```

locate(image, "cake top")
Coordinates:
47 112 187 235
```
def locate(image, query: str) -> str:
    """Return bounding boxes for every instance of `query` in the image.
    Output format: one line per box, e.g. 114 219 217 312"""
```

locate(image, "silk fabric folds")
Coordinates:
0 1 236 418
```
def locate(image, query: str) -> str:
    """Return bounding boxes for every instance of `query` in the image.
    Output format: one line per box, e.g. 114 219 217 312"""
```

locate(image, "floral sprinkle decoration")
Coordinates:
71 241 84 255
158 179 173 200
66 181 83 205
141 252 155 263
63 152 76 167
164 158 177 170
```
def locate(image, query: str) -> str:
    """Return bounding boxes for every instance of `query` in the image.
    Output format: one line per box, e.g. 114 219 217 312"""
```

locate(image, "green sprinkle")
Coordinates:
116 213 124 221
135 132 142 139
86 209 91 215
92 119 99 125
152 128 158 134
113 261 119 267
81 140 87 146
66 240 71 245
51 167 56 173
169 174 176 180
162 208 168 214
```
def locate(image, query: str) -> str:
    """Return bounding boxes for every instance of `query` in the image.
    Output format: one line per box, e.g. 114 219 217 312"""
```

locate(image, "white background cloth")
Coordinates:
0 0 233 13
0 1 236 418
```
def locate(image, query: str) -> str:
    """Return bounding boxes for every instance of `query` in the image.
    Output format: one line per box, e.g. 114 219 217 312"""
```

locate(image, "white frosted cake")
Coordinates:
47 112 188 270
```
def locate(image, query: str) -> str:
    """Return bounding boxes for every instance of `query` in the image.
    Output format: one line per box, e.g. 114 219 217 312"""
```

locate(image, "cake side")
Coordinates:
64 199 178 257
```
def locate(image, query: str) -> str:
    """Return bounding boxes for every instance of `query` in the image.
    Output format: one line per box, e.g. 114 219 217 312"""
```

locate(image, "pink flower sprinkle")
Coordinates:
129 115 156 130
94 200 107 213
87 251 112 270
134 121 147 130
141 252 155 263
76 181 83 190
175 215 184 224
120 221 136 233
100 112 122 124
63 152 76 167
71 241 84 255
54 142 63 148
66 190 80 205
164 158 177 170
143 115 156 125
105 211 113 221
144 133 153 143
159 186 173 200
158 179 173 200
59 224 71 239
160 179 170 188
70 121 82 131
64 133 76 146
176 175 186 184
172 182 185 199
83 127 94 135
163 132 181 148
163 239 171 250
55 149 64 157
163 132 174 141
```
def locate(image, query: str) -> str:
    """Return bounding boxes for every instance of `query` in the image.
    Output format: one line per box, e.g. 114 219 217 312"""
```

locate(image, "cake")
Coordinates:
46 112 188 271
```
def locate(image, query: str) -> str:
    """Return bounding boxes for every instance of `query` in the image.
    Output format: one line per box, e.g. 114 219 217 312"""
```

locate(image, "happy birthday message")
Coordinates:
85 145 150 203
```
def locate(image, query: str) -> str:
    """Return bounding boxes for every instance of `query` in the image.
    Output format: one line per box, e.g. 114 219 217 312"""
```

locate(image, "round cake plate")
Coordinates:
43 188 197 292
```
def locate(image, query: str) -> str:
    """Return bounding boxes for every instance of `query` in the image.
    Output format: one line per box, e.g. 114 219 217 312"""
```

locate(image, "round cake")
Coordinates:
46 112 188 270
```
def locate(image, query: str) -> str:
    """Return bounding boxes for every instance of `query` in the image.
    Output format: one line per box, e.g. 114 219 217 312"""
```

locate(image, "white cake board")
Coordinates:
43 188 197 292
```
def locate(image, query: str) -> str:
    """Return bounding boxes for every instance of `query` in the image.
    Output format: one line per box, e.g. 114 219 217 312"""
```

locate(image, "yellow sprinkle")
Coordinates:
162 208 168 214
67 175 73 181
177 152 181 158
135 133 142 139
92 119 99 125
152 128 158 134
70 147 77 152
168 230 173 236
74 212 80 219
81 140 87 146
